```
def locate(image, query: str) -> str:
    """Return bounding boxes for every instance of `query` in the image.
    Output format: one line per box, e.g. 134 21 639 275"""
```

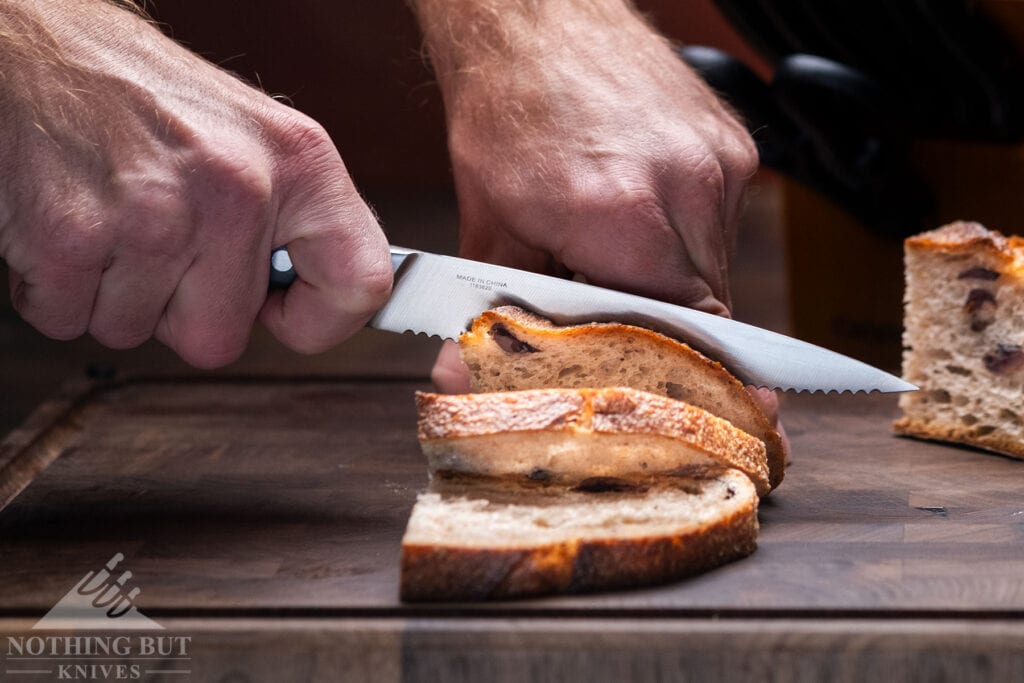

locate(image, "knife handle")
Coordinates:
268 245 418 290
269 247 297 290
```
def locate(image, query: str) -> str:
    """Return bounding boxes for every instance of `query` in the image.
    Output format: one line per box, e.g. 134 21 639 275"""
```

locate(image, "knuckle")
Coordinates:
175 331 249 369
37 317 89 341
38 209 109 268
12 267 94 341
276 113 339 168
685 148 728 205
162 294 258 368
613 185 668 226
584 173 671 235
89 320 150 350
727 135 760 179
21 298 90 341
323 237 394 316
120 193 193 256
356 246 395 304
201 147 274 210
282 331 330 356
569 168 641 213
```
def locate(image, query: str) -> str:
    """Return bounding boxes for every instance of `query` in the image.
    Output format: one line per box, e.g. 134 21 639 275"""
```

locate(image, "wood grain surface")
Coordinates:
0 378 1022 680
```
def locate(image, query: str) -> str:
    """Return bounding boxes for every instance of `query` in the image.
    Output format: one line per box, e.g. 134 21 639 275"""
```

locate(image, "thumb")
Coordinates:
260 136 392 353
429 220 570 392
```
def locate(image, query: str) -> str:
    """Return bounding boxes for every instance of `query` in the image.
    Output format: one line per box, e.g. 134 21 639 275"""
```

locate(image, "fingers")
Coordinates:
431 339 472 393
88 198 195 350
746 386 791 462
89 254 184 349
259 117 392 354
152 244 267 369
586 138 753 316
9 264 101 341
664 151 733 312
6 211 108 341
540 171 731 317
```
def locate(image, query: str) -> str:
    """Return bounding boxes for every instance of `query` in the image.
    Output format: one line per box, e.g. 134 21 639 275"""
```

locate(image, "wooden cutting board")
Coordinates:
0 377 1021 680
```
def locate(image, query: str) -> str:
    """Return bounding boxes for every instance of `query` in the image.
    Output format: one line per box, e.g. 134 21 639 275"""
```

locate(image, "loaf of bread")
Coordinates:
458 306 785 490
895 221 1024 460
416 387 770 496
400 468 758 601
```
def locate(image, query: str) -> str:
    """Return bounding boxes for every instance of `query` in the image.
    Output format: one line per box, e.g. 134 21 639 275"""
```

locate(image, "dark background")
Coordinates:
144 0 768 195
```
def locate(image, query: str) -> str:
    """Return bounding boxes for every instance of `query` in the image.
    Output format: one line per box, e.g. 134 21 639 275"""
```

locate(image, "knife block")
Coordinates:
783 140 1024 373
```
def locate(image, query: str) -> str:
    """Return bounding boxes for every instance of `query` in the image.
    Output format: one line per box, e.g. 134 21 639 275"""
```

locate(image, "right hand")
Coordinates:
0 1 391 367
414 0 786 456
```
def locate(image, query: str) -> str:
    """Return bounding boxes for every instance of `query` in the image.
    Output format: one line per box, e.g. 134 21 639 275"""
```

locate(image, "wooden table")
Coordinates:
1 376 1022 682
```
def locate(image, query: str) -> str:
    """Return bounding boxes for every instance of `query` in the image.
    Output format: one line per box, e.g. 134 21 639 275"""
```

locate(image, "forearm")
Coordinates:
0 0 243 113
1 1 166 215
409 0 665 106
0 1 141 71
0 0 259 176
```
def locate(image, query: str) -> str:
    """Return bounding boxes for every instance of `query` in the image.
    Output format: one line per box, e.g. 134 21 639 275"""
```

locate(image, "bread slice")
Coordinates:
458 306 785 490
895 221 1024 460
400 468 758 601
416 387 770 496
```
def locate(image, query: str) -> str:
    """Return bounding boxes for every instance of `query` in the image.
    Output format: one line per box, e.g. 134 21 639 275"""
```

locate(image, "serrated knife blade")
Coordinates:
359 247 915 394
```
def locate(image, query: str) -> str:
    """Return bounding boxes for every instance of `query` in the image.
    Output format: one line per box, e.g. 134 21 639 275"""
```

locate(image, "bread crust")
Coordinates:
458 306 786 490
416 387 770 495
400 472 758 601
905 220 1024 259
894 417 1024 461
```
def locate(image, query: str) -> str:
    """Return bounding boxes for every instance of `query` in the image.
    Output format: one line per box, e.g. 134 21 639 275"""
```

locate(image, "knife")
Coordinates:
270 246 915 394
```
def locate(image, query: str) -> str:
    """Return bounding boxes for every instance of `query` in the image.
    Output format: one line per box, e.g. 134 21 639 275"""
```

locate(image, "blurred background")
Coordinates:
4 0 1024 434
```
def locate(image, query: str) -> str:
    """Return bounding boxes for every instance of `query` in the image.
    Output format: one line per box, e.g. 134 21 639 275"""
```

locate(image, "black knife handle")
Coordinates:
268 245 417 291
269 247 297 290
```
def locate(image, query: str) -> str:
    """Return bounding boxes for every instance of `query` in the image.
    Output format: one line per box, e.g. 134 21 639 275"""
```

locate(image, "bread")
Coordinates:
458 306 785 490
400 307 776 601
400 468 758 601
895 221 1024 460
401 388 763 601
416 387 770 496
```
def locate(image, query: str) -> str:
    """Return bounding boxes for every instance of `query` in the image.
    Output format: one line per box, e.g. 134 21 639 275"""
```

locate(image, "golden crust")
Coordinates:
459 306 786 490
417 387 770 495
893 417 1024 461
462 305 736 380
905 221 1024 275
400 478 759 601
905 220 1006 250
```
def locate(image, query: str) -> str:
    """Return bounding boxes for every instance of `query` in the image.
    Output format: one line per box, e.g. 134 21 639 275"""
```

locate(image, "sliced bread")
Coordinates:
895 221 1024 460
416 387 770 496
400 468 758 601
458 306 786 489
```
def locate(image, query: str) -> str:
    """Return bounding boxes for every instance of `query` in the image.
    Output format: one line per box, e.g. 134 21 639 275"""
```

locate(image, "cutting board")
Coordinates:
0 377 1022 681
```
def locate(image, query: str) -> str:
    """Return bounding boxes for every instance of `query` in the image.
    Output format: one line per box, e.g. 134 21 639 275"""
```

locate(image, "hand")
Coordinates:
416 1 786 458
412 0 757 382
0 0 391 367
